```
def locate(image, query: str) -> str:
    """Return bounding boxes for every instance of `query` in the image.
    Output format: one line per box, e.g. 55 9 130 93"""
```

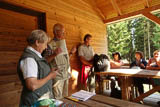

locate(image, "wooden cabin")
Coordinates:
0 0 160 106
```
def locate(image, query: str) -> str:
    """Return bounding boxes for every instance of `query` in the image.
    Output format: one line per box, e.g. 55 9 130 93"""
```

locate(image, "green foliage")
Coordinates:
107 21 132 61
152 25 160 49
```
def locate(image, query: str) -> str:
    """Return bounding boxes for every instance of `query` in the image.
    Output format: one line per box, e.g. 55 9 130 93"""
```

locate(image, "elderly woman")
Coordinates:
17 30 58 106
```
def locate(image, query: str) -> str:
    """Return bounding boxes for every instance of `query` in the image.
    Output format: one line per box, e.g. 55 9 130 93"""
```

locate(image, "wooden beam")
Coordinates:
133 86 160 102
142 12 160 25
104 4 160 24
110 0 122 15
144 0 150 8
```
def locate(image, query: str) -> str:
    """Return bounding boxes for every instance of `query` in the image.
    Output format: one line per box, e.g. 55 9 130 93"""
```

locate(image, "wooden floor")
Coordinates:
103 84 160 107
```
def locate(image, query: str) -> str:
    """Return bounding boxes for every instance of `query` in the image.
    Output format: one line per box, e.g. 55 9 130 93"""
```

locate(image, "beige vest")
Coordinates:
48 39 70 82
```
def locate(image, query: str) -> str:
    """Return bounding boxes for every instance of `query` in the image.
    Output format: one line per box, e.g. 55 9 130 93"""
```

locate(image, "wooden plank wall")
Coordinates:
1 0 108 106
0 7 38 106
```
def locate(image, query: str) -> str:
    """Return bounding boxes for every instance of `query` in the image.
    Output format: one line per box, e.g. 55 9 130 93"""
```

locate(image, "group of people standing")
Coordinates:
17 23 95 106
17 23 77 106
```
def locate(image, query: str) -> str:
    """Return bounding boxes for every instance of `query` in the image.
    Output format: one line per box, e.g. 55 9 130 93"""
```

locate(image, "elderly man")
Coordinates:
78 34 95 92
43 23 76 99
17 30 58 106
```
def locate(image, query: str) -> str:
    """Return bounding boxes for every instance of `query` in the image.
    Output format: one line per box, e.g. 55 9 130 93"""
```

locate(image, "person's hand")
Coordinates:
140 63 145 68
53 48 62 56
70 46 77 54
120 61 124 66
49 68 59 79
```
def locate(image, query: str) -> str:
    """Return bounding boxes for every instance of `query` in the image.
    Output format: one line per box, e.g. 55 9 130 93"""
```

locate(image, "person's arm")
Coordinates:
45 53 57 63
79 56 92 66
44 47 62 63
146 58 160 70
110 60 122 69
130 61 135 68
146 66 160 70
139 63 145 69
21 58 58 91
156 58 160 67
69 46 77 58
25 69 57 91
78 45 93 66
140 59 147 69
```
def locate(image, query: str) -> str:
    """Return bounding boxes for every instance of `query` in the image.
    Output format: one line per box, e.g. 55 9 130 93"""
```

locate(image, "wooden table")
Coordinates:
62 94 150 107
95 69 160 102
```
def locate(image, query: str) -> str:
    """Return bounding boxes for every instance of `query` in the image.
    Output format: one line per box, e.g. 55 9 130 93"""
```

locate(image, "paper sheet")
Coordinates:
71 90 96 101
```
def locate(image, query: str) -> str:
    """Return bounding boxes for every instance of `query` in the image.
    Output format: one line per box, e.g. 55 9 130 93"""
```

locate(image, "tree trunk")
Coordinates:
147 21 151 59
144 26 146 60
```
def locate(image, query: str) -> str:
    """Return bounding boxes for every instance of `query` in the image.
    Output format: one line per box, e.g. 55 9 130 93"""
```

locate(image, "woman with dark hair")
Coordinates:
109 52 123 99
110 52 124 69
130 51 148 96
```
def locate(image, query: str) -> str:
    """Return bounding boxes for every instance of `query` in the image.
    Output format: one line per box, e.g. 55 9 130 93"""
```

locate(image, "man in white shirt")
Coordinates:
78 34 95 92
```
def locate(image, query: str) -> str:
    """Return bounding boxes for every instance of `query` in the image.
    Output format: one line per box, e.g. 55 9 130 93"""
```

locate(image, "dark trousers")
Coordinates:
133 77 150 94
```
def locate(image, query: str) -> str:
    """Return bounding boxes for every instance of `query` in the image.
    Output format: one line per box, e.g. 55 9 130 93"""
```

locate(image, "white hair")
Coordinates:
27 29 48 45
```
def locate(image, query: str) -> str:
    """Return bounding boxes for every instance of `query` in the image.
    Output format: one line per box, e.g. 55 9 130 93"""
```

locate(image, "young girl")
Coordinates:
110 52 124 69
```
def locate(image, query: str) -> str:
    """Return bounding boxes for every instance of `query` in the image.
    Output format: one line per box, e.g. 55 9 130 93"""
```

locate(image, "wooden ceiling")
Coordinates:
85 0 160 24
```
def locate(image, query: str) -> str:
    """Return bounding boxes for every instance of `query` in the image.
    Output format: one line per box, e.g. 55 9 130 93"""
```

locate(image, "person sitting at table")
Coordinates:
110 52 123 98
110 52 124 69
130 51 148 95
146 50 160 70
146 50 160 106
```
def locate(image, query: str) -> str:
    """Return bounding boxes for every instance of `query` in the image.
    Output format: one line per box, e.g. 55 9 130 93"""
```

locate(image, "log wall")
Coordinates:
0 0 108 106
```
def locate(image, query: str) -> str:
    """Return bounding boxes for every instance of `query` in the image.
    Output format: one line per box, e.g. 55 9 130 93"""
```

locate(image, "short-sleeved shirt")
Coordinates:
78 44 94 61
20 46 42 79
130 59 147 69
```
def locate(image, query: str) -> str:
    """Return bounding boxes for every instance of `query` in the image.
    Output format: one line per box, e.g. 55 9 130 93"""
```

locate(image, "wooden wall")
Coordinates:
1 0 107 106
0 6 38 106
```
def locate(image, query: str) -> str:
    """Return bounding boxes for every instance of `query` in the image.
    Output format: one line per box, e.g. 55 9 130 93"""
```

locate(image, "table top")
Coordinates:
62 94 150 107
95 68 160 78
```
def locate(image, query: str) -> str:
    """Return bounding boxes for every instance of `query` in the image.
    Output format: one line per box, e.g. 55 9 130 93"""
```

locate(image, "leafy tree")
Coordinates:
107 21 132 61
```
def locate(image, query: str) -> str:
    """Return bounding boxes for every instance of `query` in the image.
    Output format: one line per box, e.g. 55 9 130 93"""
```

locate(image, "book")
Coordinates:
71 90 96 101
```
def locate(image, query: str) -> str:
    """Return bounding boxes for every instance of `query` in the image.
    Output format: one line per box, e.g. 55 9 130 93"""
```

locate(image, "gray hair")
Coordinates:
27 29 48 45
53 23 63 35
